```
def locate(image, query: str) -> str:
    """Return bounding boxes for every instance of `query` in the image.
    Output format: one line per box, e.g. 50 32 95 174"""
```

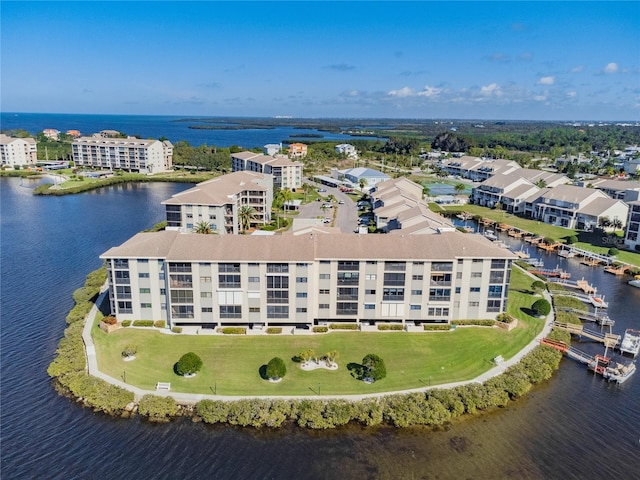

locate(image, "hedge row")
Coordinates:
329 323 358 330
452 319 496 327
47 266 134 414
423 325 451 331
195 330 568 429
218 327 247 335
266 327 282 334
377 324 404 331
133 320 155 327
312 326 328 333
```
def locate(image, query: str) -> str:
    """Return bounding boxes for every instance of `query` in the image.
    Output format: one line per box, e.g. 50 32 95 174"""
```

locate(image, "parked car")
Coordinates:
338 200 344 204
317 188 327 193
323 218 331 223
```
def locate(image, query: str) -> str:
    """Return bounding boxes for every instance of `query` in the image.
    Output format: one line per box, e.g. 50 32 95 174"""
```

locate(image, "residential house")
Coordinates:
586 178 640 202
333 167 390 191
439 156 520 181
264 143 282 156
335 143 357 158
42 129 60 140
288 142 307 158
471 173 541 213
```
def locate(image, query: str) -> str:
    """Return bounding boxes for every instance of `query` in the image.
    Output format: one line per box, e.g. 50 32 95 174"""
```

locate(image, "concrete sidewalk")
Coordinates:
81 271 554 405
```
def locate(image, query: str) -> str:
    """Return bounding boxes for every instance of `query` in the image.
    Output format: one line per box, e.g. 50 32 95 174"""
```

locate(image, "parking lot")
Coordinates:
296 180 364 233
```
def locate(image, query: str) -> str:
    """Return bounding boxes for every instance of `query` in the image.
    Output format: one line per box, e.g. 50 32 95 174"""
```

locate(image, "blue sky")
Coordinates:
2 1 638 120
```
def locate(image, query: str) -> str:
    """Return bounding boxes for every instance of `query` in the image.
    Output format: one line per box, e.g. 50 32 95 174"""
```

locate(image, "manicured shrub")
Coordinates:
171 326 182 333
532 299 551 317
362 354 386 381
423 324 451 331
312 326 328 333
531 280 546 293
377 324 404 331
266 327 282 334
121 344 137 358
566 235 578 244
176 352 203 376
329 323 358 330
154 320 166 328
608 247 619 256
495 313 514 323
452 319 495 327
132 320 154 327
266 357 287 380
217 327 247 335
121 320 131 327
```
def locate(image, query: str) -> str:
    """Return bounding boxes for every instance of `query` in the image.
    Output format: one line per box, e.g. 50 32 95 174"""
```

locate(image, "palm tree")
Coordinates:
454 183 465 195
422 185 431 199
280 188 293 212
359 177 368 191
611 218 623 231
238 205 257 233
598 216 611 232
193 221 212 234
301 183 312 203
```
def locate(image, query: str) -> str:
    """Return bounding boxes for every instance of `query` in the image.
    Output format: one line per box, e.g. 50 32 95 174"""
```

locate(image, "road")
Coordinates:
298 179 361 233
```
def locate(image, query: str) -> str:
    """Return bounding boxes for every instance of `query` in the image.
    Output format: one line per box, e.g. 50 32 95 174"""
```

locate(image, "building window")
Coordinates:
220 305 241 318
470 287 481 292
202 307 213 313
412 261 424 265
201 291 212 298
427 307 449 316
219 263 241 273
267 290 288 304
171 305 194 318
219 274 241 288
455 287 461 294
267 263 289 273
171 290 193 303
383 288 404 301
267 305 289 318
319 303 330 309
365 289 376 295
385 261 406 271
471 272 483 278
430 273 451 286
248 276 260 283
365 274 377 281
319 289 330 295
114 259 129 269
296 292 308 298
366 260 377 265
117 301 132 313
139 288 151 294
338 272 359 285
170 274 192 288
364 304 375 310
491 259 506 269
456 272 463 279
384 272 405 286
169 263 192 273
411 289 422 295
412 275 424 281
160 288 166 295
410 305 421 310
487 300 501 312
249 307 260 313
469 301 480 307
296 277 308 283
200 276 212 283
338 261 359 271
319 273 330 280
336 302 358 315
490 270 504 283
267 276 288 289
138 272 150 279
488 285 503 298
337 287 358 300
296 307 307 313
431 262 453 271
429 288 451 301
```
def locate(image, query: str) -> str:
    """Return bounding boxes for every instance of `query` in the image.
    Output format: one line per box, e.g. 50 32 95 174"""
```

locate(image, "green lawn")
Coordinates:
93 268 545 396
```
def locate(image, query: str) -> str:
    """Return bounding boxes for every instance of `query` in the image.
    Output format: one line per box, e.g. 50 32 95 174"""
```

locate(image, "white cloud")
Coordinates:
416 85 442 98
388 86 414 98
567 91 577 98
537 76 555 85
480 83 503 97
604 62 619 73
534 91 548 102
570 65 584 73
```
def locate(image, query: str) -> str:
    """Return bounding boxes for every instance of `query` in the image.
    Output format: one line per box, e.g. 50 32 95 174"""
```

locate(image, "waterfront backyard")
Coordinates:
92 268 545 396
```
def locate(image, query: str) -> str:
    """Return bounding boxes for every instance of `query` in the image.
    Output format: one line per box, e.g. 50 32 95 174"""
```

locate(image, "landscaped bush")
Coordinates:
608 247 619 256
312 326 328 333
531 281 546 294
546 282 567 292
132 320 154 327
266 327 282 334
377 324 404 331
121 320 131 327
362 354 386 381
423 324 451 331
154 320 166 328
176 352 203 376
532 299 551 317
555 311 581 325
138 394 179 420
452 319 496 327
266 357 287 380
552 295 588 311
566 235 578 244
217 327 247 335
329 323 358 330
495 313 514 323
121 345 137 358
171 326 182 333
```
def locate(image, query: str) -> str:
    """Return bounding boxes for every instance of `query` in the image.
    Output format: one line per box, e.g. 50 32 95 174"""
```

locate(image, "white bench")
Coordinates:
156 382 171 391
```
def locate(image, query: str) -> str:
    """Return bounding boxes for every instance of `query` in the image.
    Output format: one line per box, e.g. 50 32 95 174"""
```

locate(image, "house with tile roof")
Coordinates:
231 151 303 190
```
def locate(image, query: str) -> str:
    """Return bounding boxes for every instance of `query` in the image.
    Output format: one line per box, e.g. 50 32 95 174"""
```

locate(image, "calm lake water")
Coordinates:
1 177 639 479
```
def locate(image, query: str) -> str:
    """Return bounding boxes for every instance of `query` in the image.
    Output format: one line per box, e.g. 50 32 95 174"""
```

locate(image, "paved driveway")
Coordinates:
297 180 361 233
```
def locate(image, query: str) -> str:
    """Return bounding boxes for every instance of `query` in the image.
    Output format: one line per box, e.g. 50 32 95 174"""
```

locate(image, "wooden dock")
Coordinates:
530 267 571 279
555 307 614 327
549 278 596 294
551 321 621 348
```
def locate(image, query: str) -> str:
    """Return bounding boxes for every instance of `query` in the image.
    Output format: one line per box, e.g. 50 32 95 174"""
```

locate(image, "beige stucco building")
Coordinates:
231 151 302 190
72 136 173 173
0 134 37 167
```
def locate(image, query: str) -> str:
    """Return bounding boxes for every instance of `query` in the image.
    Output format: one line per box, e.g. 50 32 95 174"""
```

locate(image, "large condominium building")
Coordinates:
231 151 303 190
0 134 37 167
101 230 514 330
162 171 273 234
72 136 173 173
624 201 640 252
439 156 520 181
